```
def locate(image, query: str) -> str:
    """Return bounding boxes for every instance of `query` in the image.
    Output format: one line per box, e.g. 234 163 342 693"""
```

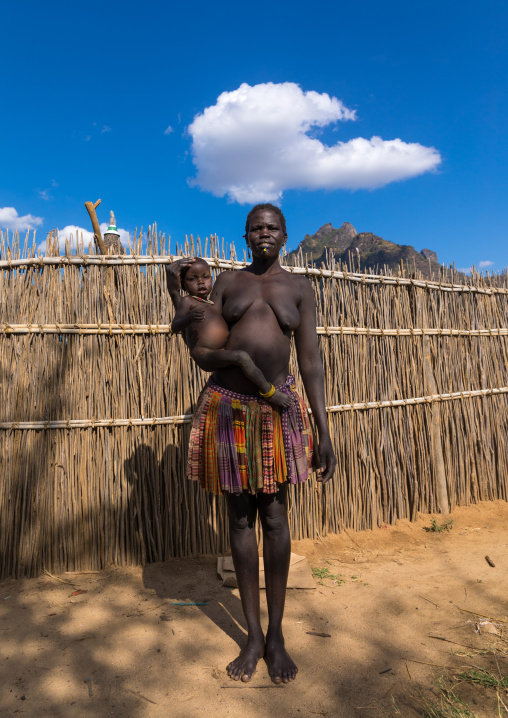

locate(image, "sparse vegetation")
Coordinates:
311 566 363 586
312 566 345 585
421 679 477 718
456 668 508 689
426 518 455 533
418 658 508 718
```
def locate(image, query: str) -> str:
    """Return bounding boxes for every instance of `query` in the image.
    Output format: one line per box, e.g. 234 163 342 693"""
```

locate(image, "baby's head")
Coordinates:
181 258 213 299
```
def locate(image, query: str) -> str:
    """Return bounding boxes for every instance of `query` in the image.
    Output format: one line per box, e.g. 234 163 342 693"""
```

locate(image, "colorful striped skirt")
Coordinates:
187 375 314 495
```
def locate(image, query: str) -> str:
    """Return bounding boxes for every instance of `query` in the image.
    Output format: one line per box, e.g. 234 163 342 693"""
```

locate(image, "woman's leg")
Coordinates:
225 492 265 681
258 484 298 683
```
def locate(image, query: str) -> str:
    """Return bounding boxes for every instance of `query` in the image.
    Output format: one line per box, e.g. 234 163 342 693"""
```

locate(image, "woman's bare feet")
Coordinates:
226 634 265 682
265 637 298 684
267 390 293 408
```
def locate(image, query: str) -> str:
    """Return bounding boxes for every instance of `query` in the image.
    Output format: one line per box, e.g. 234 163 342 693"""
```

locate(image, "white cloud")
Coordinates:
37 224 130 253
38 179 59 201
188 82 442 204
0 206 43 231
164 125 174 135
101 125 111 133
457 261 496 274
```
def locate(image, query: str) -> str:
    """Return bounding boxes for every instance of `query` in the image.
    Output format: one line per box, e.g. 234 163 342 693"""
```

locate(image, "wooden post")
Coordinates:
84 199 107 254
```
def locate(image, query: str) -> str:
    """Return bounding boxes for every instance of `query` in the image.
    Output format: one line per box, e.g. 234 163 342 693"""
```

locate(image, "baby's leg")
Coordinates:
191 347 292 407
228 351 293 407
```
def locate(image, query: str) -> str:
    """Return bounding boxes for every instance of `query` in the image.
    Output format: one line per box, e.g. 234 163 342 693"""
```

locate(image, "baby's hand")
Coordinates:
165 257 196 291
189 307 206 322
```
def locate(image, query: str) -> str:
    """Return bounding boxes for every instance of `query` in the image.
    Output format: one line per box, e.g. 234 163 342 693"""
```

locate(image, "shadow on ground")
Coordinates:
1 501 507 717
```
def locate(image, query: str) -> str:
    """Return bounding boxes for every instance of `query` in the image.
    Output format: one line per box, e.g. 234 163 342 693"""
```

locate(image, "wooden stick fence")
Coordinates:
1 387 507 430
0 227 507 578
2 252 507 294
2 323 508 337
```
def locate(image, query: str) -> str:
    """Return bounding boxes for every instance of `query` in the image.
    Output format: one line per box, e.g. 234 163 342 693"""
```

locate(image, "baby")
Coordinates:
170 258 291 407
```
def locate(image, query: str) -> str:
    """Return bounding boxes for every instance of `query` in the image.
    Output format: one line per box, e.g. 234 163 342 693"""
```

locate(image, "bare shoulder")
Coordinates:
284 271 314 302
213 268 246 294
210 268 241 305
213 269 238 288
178 295 194 308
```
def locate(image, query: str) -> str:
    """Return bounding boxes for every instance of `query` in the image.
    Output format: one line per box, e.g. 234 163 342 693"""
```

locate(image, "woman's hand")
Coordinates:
315 436 336 483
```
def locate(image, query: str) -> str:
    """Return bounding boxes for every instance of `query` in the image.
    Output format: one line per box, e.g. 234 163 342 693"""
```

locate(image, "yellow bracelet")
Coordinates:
259 384 276 399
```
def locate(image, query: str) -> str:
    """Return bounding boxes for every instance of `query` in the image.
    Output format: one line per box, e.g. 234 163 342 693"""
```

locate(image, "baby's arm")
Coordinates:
192 346 292 408
165 258 197 311
232 351 293 408
171 298 205 334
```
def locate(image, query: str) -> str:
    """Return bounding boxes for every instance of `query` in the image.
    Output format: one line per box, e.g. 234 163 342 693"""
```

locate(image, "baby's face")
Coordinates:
183 261 213 299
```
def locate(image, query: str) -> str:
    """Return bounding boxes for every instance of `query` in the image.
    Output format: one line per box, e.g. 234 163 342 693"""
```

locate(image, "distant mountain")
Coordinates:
294 222 358 264
288 222 442 278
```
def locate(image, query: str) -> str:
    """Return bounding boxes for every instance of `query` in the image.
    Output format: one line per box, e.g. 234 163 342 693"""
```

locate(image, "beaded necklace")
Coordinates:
189 295 214 305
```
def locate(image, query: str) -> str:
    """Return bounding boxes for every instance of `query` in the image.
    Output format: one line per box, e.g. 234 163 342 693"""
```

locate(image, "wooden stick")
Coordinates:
422 332 449 514
84 199 107 254
0 253 507 294
1 323 508 337
406 659 452 668
458 608 507 622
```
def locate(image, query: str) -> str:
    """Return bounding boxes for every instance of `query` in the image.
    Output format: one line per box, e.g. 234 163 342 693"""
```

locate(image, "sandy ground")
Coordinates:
1 501 508 718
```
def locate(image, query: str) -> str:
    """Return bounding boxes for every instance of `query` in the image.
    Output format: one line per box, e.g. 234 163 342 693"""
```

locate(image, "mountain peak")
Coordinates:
288 221 442 278
295 221 358 263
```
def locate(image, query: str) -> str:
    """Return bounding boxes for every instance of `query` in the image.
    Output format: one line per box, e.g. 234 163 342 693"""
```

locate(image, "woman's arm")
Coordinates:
293 277 336 483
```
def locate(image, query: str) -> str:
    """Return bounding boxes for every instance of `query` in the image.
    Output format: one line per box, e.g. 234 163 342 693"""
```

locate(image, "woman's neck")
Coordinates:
247 256 283 276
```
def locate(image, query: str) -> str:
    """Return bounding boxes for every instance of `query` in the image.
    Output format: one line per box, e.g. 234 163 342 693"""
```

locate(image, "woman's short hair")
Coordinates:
244 204 287 237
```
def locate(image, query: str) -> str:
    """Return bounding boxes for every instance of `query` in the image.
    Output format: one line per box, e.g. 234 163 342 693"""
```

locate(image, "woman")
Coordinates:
166 204 336 684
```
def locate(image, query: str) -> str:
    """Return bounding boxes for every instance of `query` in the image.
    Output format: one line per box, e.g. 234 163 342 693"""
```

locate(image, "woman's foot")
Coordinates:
226 634 265 682
267 390 293 408
265 637 298 684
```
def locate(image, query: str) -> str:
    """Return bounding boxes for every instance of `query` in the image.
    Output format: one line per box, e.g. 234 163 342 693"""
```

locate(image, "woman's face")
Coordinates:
246 210 286 259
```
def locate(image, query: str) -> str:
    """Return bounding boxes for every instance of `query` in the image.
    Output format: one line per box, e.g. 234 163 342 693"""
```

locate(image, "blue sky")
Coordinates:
1 0 507 272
